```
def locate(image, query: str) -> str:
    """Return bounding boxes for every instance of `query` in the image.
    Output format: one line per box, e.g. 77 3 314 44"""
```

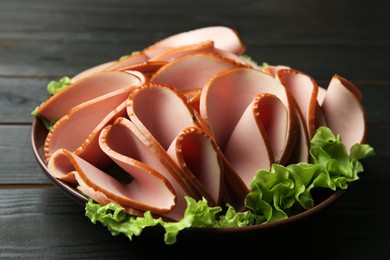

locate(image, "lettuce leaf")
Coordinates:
47 76 72 95
85 197 255 245
85 200 160 240
84 127 375 244
245 126 375 224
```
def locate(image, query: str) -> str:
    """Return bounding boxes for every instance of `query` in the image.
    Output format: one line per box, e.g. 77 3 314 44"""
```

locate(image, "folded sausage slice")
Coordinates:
262 65 290 77
224 94 275 186
200 67 298 165
127 84 210 215
167 127 223 206
287 108 311 164
75 173 145 217
44 88 133 168
277 69 319 138
48 148 176 215
211 48 260 68
143 26 246 58
199 67 299 206
105 52 148 71
37 71 144 121
116 61 167 78
151 53 247 94
127 83 201 150
149 41 215 62
99 118 195 221
321 75 366 151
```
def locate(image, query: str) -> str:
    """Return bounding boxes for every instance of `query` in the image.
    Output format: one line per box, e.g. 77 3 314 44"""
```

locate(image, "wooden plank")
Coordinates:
0 181 389 258
0 0 388 47
0 78 49 123
0 40 131 78
0 125 50 185
4 39 136 78
0 0 388 80
0 38 388 80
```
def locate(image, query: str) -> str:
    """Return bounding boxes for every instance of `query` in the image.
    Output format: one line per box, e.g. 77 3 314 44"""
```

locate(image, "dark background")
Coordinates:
1 0 389 259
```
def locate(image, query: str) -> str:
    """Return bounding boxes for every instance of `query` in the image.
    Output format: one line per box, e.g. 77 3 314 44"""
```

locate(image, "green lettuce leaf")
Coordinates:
85 196 255 245
85 126 375 244
47 76 72 95
245 126 375 224
85 199 160 240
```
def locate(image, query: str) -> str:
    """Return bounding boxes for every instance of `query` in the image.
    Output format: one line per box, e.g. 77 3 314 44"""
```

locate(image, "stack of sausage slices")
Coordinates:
35 26 366 221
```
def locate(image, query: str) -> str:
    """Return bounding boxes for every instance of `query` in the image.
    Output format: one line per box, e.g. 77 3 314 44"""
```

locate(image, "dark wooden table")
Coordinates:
1 0 389 258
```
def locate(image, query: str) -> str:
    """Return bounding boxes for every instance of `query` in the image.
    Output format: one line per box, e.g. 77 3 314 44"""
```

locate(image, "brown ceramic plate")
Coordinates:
31 117 344 234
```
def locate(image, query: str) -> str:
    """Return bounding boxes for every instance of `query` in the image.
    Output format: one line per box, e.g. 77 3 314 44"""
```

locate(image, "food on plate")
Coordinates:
32 26 375 244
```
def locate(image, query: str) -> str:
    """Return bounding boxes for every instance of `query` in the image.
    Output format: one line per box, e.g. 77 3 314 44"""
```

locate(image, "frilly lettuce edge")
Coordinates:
84 126 375 245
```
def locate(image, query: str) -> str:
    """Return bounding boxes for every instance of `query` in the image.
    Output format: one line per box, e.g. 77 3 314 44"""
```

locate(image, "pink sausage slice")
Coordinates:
126 84 206 215
277 68 319 138
44 89 131 167
48 148 176 215
150 53 247 93
143 26 246 58
287 108 311 164
75 101 128 168
167 127 223 206
315 86 328 129
116 61 167 78
99 118 196 221
127 83 201 150
37 71 144 121
212 49 260 68
200 67 298 165
75 175 145 217
224 94 275 186
149 41 215 62
104 52 148 71
254 93 288 164
317 86 327 105
262 65 290 78
321 75 366 151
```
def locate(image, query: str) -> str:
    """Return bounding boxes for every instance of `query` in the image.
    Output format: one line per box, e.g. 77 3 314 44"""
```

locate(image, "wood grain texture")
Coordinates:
0 183 389 259
0 0 388 46
0 0 389 80
0 125 50 184
0 0 389 258
1 41 389 81
0 78 49 123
